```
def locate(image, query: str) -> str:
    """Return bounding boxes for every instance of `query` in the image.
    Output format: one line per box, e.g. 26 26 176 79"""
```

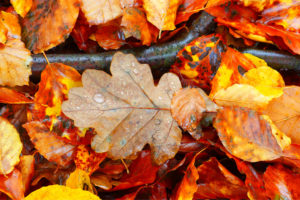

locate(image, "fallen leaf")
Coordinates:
0 11 21 39
81 0 122 25
263 164 300 199
209 47 256 97
175 0 207 24
214 106 291 162
212 84 272 111
121 7 153 45
0 169 24 200
21 0 80 53
62 52 182 164
74 145 106 175
0 87 32 104
10 0 32 17
23 121 75 166
194 157 248 199
238 0 272 11
171 87 218 139
97 160 127 176
171 34 226 90
0 20 7 44
263 86 300 145
91 174 113 190
25 185 100 200
111 150 160 191
19 155 35 192
66 169 94 193
143 0 182 30
0 117 22 175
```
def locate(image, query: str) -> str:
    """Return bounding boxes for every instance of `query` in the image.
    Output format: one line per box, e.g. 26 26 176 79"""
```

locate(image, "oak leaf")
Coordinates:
62 52 182 165
171 87 218 139
0 117 23 175
214 106 291 162
143 0 182 31
10 0 32 17
25 185 100 200
263 86 300 145
81 0 122 25
22 0 80 53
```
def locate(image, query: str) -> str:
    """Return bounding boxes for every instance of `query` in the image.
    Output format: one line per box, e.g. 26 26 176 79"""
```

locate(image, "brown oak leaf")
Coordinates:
62 52 182 165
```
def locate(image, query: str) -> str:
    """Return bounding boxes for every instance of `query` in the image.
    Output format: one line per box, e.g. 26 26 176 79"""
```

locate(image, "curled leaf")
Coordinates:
214 106 291 162
0 117 22 175
25 185 100 200
62 52 182 164
22 0 80 53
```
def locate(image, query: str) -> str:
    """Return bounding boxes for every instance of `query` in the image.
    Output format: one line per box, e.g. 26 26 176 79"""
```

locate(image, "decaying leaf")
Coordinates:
212 84 272 111
0 87 32 104
25 185 100 200
22 0 80 53
263 164 300 199
66 169 94 193
0 117 22 175
263 86 300 145
23 121 75 166
10 0 32 17
62 52 182 164
143 0 182 30
80 0 122 25
214 107 291 162
171 87 218 139
194 157 248 199
0 169 24 200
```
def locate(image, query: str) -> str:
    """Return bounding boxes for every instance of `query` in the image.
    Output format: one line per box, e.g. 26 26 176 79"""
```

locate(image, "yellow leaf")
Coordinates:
66 169 94 193
243 53 269 68
10 0 32 17
143 0 182 30
212 84 271 111
25 185 100 200
0 117 22 175
81 0 122 25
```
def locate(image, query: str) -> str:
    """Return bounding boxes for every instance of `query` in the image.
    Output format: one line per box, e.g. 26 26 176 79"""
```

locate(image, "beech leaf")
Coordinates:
214 106 291 162
10 0 32 17
62 52 182 165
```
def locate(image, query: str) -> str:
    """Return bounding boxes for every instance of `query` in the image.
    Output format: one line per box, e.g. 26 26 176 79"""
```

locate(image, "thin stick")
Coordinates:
121 159 130 174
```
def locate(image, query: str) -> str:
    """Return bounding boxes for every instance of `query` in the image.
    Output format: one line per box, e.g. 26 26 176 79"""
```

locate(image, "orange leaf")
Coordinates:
0 169 24 200
209 48 256 96
263 86 300 145
0 87 32 104
81 0 122 25
171 34 226 90
21 0 80 53
214 106 291 162
143 0 182 30
66 169 94 193
10 0 32 17
175 0 207 24
263 164 300 199
194 157 248 199
19 155 34 193
121 7 153 46
75 145 107 175
23 121 75 166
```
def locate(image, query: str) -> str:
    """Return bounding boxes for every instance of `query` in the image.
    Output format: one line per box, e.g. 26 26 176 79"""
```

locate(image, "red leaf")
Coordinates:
0 169 24 200
0 87 32 104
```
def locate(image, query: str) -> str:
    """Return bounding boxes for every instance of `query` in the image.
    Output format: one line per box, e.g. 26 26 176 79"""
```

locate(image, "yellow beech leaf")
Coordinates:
25 185 100 200
263 86 300 145
212 84 271 111
10 0 33 17
243 53 269 68
143 0 182 30
81 0 122 25
214 106 291 162
66 169 94 193
0 117 23 175
0 21 7 44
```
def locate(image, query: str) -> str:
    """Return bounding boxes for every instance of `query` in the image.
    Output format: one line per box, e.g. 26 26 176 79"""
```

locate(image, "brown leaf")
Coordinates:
171 87 218 139
81 0 122 25
263 164 300 199
214 106 291 162
263 86 300 145
0 117 23 175
62 52 182 164
22 0 80 53
23 121 75 166
194 157 248 199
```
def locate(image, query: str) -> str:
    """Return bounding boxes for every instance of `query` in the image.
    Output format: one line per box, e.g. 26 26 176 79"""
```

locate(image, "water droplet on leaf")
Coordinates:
93 93 105 103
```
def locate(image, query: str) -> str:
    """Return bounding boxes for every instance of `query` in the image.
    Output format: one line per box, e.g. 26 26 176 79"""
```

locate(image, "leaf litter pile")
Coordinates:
0 0 300 199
